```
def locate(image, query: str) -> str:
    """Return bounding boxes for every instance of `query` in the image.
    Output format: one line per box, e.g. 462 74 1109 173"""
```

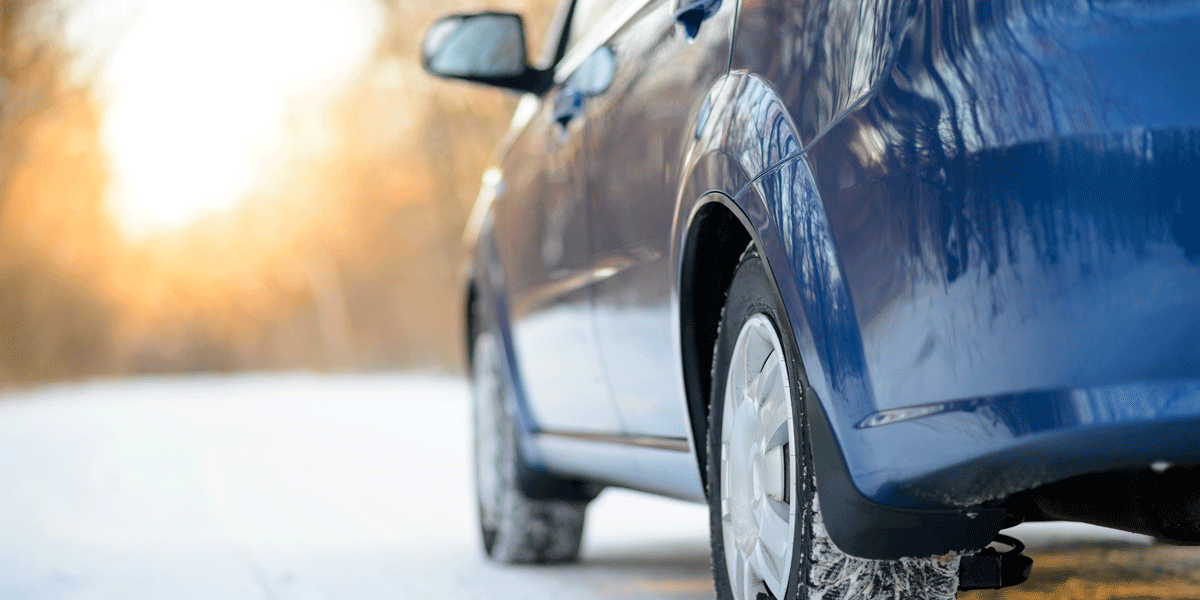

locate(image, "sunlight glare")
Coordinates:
91 0 383 238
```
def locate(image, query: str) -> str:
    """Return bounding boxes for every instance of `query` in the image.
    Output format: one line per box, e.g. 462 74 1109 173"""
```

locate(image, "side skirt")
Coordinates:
535 431 707 502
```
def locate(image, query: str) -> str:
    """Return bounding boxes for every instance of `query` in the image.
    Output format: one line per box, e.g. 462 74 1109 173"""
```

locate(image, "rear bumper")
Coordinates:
816 379 1200 558
855 379 1200 508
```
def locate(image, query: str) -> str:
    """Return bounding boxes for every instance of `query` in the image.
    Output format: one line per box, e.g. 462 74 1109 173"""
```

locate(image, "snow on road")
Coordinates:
0 374 712 600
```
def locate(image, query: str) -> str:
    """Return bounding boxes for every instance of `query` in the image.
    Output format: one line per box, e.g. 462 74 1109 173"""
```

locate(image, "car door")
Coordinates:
579 0 736 439
491 2 623 435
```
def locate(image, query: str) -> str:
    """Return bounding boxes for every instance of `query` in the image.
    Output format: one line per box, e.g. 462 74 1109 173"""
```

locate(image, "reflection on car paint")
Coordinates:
460 0 1200 517
722 0 1200 507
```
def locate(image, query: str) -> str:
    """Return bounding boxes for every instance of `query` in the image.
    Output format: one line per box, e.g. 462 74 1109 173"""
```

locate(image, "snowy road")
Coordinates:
1 375 1197 599
0 375 714 600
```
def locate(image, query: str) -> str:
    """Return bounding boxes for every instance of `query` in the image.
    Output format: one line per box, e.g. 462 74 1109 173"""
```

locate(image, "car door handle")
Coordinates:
553 87 584 128
673 0 722 40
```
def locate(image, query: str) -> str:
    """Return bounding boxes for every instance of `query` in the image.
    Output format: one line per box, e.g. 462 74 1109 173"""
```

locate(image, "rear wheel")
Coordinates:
707 246 962 600
471 324 588 563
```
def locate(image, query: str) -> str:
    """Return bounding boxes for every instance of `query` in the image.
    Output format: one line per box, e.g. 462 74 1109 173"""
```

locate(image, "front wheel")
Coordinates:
471 326 588 563
707 245 962 600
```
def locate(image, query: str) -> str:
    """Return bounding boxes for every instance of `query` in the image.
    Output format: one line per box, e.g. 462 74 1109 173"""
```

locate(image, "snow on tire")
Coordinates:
807 487 960 600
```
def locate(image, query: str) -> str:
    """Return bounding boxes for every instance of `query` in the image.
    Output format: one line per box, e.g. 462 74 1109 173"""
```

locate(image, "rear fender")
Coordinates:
673 72 1004 558
675 72 874 475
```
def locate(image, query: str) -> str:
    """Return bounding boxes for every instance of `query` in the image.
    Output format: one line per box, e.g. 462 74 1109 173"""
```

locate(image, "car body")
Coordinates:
426 0 1200 580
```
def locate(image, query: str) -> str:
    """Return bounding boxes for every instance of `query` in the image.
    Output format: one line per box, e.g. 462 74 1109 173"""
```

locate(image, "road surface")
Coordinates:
0 374 1196 599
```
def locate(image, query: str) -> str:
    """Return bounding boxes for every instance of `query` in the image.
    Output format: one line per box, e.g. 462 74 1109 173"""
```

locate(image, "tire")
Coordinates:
470 319 588 564
707 245 962 600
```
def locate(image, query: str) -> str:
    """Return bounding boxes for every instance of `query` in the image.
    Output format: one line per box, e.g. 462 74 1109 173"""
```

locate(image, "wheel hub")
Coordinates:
720 314 798 600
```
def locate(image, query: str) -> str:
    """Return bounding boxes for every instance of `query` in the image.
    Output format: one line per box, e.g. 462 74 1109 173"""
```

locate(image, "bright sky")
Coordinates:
70 0 384 238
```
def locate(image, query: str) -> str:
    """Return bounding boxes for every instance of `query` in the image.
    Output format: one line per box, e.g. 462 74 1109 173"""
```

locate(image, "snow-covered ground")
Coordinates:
0 374 1167 600
0 374 713 600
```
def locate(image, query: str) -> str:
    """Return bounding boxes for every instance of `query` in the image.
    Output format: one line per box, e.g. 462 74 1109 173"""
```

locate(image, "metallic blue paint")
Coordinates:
728 0 1200 511
451 0 1200 556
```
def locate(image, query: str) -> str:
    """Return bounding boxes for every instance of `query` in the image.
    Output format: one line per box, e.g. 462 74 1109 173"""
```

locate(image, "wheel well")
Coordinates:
464 280 479 367
680 201 752 489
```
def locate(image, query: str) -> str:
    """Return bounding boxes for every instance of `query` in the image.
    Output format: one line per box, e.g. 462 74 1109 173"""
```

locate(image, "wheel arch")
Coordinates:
672 71 835 490
672 73 863 451
673 73 1006 558
678 196 753 489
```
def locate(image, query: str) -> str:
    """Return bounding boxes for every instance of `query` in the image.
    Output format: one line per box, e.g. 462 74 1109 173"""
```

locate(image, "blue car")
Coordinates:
423 0 1200 598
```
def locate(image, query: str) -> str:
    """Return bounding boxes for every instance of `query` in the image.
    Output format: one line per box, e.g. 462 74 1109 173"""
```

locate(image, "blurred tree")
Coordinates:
0 0 117 386
324 0 562 370
0 0 569 387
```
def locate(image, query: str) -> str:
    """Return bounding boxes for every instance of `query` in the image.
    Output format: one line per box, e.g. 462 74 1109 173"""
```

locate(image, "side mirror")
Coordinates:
422 12 551 95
